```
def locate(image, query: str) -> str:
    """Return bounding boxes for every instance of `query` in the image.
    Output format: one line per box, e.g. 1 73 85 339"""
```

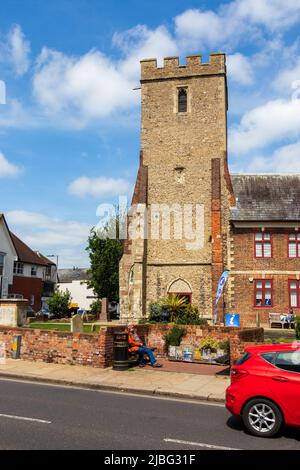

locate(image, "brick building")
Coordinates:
119 53 300 327
229 175 300 326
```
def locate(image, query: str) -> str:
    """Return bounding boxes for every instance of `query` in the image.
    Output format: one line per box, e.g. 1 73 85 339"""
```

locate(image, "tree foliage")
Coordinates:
48 289 72 317
86 217 123 301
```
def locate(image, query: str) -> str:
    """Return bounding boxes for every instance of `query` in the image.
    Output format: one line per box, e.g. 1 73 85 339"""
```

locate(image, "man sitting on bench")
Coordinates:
128 323 162 368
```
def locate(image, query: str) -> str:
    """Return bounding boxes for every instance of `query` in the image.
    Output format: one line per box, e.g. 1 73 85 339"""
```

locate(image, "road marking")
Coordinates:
164 438 240 450
0 413 51 424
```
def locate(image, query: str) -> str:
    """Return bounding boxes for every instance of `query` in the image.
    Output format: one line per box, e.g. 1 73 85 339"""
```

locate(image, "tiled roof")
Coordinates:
231 174 300 221
10 232 52 266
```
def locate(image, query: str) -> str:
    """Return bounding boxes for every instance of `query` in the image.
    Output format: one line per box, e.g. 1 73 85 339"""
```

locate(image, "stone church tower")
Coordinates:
119 53 234 322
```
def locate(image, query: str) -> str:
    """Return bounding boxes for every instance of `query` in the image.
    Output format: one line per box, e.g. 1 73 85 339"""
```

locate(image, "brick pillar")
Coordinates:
211 159 224 323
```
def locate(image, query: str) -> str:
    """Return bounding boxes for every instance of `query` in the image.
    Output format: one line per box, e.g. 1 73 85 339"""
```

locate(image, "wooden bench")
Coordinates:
269 313 295 329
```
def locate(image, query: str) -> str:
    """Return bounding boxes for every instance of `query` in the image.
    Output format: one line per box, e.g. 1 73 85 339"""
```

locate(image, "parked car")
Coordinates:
35 307 57 320
26 306 35 318
226 343 300 437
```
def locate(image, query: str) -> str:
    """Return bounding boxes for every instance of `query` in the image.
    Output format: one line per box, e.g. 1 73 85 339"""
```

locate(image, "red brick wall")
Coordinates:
232 228 300 325
136 324 264 364
233 228 300 271
0 324 263 367
0 326 126 368
9 276 43 312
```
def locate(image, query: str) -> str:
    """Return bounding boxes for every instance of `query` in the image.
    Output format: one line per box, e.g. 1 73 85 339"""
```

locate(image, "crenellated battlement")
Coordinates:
140 53 226 81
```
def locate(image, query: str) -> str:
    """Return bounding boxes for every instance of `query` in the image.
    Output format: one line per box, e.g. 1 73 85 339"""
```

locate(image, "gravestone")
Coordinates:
71 314 83 333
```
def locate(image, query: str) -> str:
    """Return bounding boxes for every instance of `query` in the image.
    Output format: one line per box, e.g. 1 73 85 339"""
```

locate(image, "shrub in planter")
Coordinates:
164 325 186 348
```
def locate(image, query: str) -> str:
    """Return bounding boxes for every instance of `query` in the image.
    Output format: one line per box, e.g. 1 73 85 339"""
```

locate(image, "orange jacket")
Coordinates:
128 332 143 353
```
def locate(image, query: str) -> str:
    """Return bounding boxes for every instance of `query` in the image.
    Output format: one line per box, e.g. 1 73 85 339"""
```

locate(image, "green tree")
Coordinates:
86 216 123 301
48 289 72 317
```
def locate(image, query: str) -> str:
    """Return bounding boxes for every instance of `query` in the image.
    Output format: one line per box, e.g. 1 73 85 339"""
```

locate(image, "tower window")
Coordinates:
178 88 187 113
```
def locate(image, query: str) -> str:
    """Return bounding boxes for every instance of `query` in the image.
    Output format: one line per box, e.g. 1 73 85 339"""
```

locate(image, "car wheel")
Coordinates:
242 398 283 438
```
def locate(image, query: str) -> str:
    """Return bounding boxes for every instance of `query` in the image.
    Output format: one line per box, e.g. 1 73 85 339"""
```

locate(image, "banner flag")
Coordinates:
214 270 230 324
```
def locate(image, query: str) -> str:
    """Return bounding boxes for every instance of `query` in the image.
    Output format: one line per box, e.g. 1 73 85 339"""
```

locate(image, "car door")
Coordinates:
270 350 300 425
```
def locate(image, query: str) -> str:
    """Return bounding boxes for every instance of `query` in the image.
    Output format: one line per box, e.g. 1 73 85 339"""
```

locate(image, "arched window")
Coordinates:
168 278 192 303
178 88 187 113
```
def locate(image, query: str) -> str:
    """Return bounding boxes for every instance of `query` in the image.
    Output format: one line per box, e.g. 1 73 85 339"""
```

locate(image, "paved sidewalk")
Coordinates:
0 359 229 403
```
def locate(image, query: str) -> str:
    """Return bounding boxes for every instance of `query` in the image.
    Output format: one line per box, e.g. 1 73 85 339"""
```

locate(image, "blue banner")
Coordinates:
214 270 230 324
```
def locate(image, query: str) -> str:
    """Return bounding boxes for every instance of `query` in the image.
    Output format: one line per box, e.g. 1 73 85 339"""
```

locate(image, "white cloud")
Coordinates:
232 0 300 30
229 97 300 154
5 210 92 267
174 1 300 50
227 53 255 85
33 48 137 126
68 176 131 198
274 57 300 92
7 24 30 76
6 210 91 244
113 25 178 79
32 25 177 127
0 152 22 177
0 98 40 128
237 141 300 173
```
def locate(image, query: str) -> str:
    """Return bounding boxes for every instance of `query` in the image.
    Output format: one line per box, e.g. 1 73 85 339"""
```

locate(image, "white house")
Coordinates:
0 213 57 310
0 214 17 297
57 268 97 310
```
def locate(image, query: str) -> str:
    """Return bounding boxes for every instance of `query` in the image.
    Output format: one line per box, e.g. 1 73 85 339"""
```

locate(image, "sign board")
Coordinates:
225 314 240 327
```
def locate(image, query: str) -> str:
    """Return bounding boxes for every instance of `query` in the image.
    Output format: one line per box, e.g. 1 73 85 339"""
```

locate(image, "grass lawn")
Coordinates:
28 322 100 333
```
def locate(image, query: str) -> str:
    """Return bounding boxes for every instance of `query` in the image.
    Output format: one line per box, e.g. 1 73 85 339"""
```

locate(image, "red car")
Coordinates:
226 343 300 437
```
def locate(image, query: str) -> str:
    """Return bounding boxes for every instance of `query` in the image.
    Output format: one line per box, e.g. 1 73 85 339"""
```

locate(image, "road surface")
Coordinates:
0 378 299 450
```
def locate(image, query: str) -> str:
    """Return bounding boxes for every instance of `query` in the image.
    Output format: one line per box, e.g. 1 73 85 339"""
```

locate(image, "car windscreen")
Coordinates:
235 352 252 365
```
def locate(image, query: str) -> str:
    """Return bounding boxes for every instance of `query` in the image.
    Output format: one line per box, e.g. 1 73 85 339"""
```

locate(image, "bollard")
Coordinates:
112 331 129 371
12 335 22 359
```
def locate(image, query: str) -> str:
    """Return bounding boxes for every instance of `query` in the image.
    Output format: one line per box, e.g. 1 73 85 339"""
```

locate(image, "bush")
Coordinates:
149 302 171 323
89 299 101 317
296 316 300 340
164 325 186 347
148 299 206 325
174 304 208 326
48 289 71 317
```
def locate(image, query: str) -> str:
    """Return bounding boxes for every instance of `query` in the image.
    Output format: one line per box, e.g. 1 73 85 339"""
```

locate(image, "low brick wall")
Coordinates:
0 325 126 368
0 324 264 367
136 324 264 364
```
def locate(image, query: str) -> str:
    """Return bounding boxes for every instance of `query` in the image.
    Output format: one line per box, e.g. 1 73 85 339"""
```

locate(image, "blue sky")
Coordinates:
1 0 300 267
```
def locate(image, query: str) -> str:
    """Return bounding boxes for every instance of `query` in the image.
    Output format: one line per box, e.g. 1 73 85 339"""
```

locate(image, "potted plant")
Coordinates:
199 337 219 359
164 325 186 358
